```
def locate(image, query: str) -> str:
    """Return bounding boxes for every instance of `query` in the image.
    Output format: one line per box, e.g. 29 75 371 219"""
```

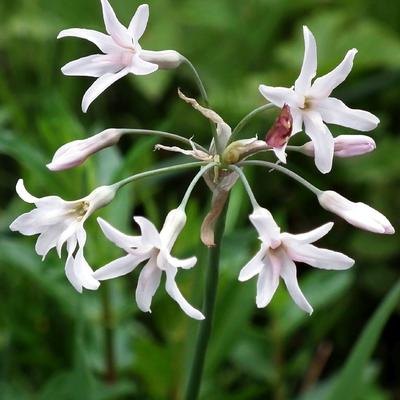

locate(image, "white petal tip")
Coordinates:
384 225 395 235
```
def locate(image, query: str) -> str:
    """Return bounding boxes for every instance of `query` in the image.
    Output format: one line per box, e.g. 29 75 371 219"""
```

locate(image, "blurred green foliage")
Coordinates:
0 0 399 399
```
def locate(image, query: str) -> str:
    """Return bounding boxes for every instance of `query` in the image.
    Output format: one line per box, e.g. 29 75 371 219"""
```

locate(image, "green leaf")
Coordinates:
325 279 400 400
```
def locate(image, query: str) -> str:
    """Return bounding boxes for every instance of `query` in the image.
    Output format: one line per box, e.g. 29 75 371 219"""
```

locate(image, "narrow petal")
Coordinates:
315 97 379 131
165 267 205 320
135 257 162 313
35 224 65 259
309 49 358 99
97 217 141 250
100 0 132 48
259 85 304 109
73 248 100 290
94 254 146 280
57 28 118 53
279 251 313 314
291 108 303 134
134 216 161 247
128 4 149 41
157 248 197 271
81 68 129 113
294 26 317 95
238 245 267 281
16 179 38 203
56 221 80 256
130 55 158 75
65 253 82 293
256 254 280 308
303 111 334 174
281 222 334 244
249 207 281 247
287 243 355 270
61 54 123 77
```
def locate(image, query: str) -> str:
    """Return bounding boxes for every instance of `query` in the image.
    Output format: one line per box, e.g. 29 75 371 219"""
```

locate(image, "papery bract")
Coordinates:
239 207 354 313
10 180 116 291
94 208 204 320
259 26 379 173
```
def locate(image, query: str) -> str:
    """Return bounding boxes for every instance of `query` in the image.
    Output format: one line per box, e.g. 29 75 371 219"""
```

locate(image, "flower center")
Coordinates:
72 201 90 221
300 97 313 110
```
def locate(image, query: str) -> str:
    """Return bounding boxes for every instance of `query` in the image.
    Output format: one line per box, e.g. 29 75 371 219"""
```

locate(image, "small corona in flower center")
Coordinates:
72 201 90 220
300 97 313 111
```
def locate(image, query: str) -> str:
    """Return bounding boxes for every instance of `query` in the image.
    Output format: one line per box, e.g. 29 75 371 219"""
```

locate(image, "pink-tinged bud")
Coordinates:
265 104 293 149
318 190 394 234
141 50 184 69
301 135 376 158
47 129 123 171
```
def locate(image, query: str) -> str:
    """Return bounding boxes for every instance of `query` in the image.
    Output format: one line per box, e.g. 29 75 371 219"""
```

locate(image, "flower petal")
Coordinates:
291 108 303 134
259 85 304 109
165 267 205 320
255 253 280 308
238 244 268 281
279 251 313 314
16 179 38 203
97 217 141 250
295 26 317 95
128 4 149 41
135 256 162 313
65 253 82 293
314 97 379 131
134 216 161 247
303 111 334 174
287 243 355 270
309 49 357 99
100 0 132 48
130 55 158 75
35 224 65 259
81 68 129 113
281 222 334 244
157 248 197 271
94 254 144 280
61 54 123 77
249 207 281 247
57 28 119 53
73 248 100 290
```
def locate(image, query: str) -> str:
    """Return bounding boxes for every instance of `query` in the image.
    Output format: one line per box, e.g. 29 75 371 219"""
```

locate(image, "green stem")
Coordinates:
179 163 217 209
119 129 208 153
230 103 275 142
182 57 210 106
239 160 322 195
181 57 221 155
184 205 228 400
111 161 208 191
229 165 260 209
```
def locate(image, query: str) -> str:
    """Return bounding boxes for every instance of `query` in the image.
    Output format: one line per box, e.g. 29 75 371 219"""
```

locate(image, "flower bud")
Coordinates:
264 104 292 163
318 190 394 234
141 50 184 69
86 185 117 213
221 138 267 164
300 135 376 158
47 129 123 171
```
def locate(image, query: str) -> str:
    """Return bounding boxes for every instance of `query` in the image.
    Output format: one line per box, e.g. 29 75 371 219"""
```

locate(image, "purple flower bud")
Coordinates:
47 129 123 171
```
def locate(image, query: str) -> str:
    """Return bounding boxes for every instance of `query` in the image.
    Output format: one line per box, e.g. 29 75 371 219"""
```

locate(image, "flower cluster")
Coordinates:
10 0 394 319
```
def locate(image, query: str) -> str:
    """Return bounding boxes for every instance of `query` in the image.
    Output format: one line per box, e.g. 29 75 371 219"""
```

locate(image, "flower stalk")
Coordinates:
184 204 228 400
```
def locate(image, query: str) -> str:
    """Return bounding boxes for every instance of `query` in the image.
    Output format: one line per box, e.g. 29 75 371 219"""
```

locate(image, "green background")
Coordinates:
0 0 399 399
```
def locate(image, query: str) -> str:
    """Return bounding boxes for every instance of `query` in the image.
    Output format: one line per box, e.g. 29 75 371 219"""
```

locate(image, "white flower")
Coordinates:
9 180 116 292
259 26 379 173
47 128 123 171
59 1 182 112
239 207 354 314
94 208 204 320
299 134 376 158
318 191 395 234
